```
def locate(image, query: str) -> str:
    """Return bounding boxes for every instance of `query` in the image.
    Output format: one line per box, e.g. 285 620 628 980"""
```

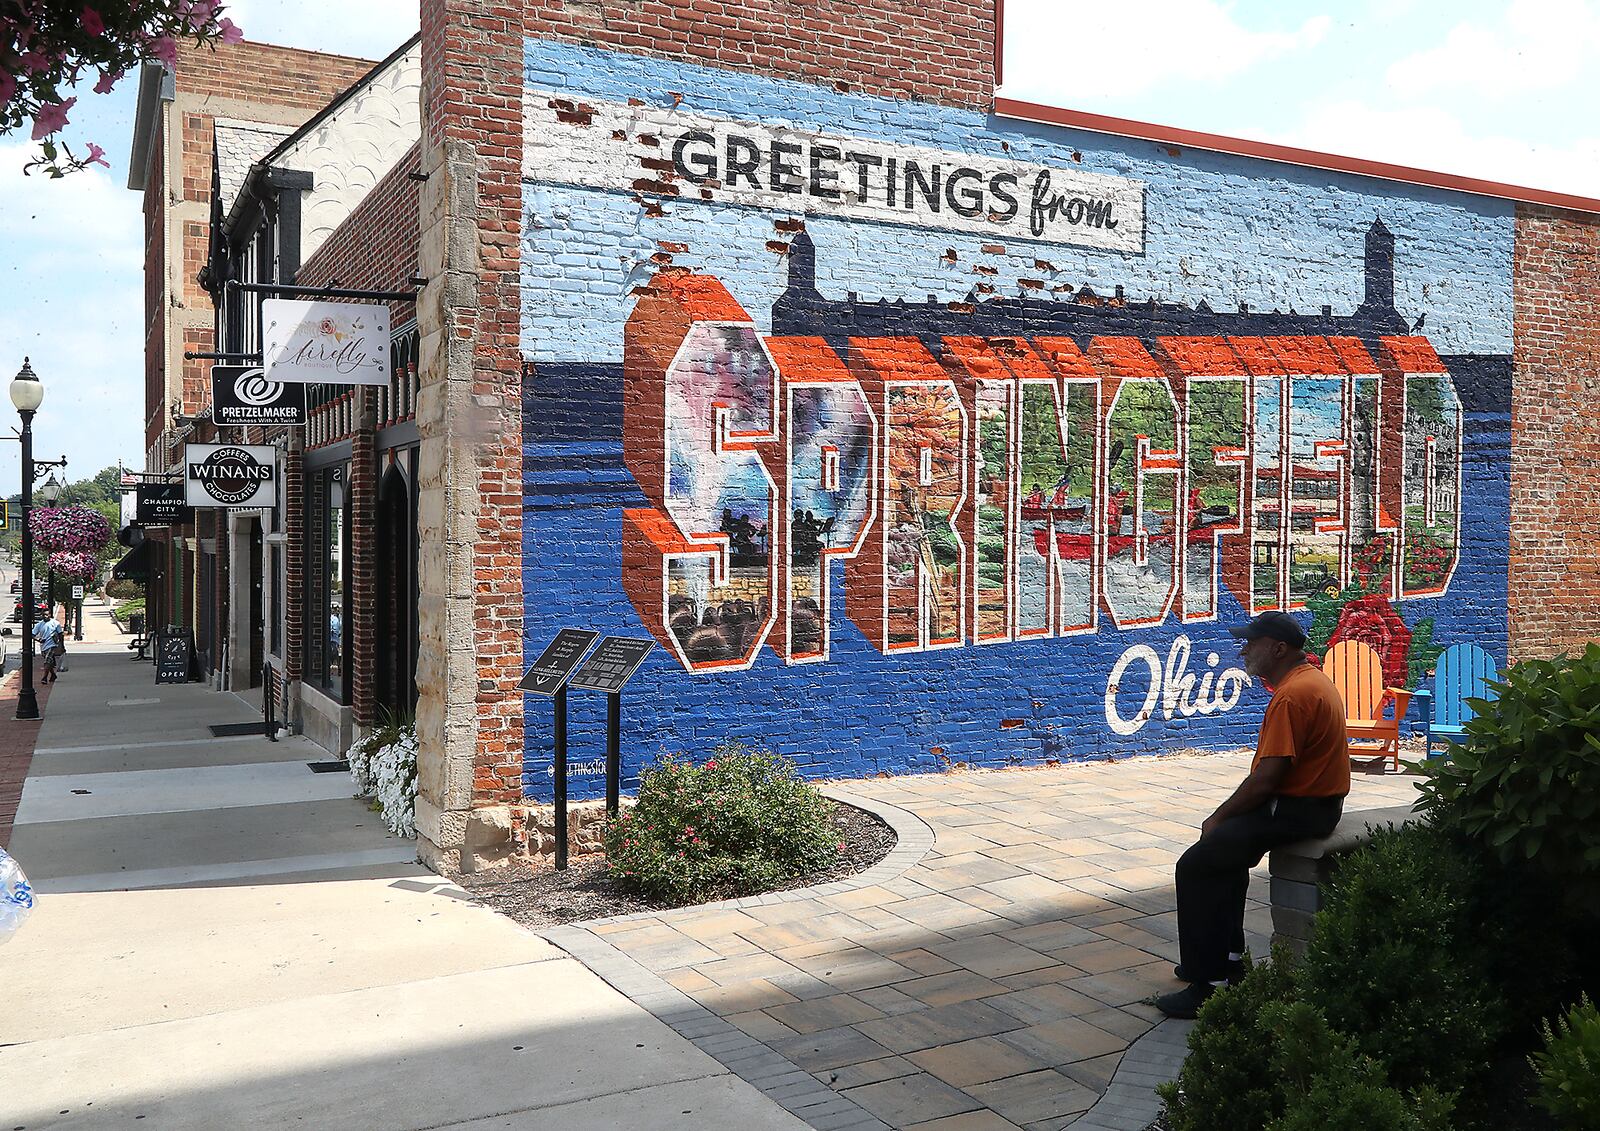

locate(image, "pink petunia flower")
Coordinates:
149 36 178 66
0 72 15 104
217 17 243 44
93 68 122 94
81 6 105 35
31 97 75 140
84 142 109 168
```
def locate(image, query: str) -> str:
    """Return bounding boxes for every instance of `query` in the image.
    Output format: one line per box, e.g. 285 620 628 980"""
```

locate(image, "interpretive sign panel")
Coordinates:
519 629 600 696
568 636 655 693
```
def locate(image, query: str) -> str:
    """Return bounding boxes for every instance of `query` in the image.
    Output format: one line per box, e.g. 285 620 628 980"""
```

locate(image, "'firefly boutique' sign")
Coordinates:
523 92 1147 253
262 298 390 386
185 443 278 509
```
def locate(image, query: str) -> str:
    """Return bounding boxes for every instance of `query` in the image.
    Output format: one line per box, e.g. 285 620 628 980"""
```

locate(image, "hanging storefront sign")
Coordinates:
135 482 192 526
212 364 308 426
261 298 390 386
185 443 278 509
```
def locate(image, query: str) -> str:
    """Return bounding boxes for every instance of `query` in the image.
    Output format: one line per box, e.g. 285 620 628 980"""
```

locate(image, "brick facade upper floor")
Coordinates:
524 0 997 109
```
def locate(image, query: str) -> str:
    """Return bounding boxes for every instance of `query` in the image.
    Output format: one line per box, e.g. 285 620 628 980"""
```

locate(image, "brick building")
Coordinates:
126 2 1600 876
126 39 382 696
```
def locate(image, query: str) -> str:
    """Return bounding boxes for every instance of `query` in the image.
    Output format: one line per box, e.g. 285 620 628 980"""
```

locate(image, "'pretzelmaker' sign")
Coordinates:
523 92 1147 253
211 364 308 426
262 298 391 386
185 444 278 509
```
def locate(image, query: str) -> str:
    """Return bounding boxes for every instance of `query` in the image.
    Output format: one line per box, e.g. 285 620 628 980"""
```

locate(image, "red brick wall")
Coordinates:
524 0 996 108
298 145 424 732
421 0 526 807
143 116 167 457
1512 205 1600 659
173 39 377 107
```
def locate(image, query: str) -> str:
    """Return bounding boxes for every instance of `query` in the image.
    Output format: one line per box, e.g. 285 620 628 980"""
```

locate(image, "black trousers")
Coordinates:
1175 794 1344 983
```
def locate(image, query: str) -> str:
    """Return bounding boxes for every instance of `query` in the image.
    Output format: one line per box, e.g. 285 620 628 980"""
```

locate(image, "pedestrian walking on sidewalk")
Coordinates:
1155 610 1350 1020
33 606 65 684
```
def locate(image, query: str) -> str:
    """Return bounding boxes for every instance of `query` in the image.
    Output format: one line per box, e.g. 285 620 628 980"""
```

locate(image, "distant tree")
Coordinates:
2 1 242 176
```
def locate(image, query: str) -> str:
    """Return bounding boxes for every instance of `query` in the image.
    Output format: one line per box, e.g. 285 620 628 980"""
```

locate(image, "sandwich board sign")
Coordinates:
156 629 196 684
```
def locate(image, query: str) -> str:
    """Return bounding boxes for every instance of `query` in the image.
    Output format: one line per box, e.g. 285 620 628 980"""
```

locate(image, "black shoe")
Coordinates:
1173 958 1244 984
1155 982 1217 1020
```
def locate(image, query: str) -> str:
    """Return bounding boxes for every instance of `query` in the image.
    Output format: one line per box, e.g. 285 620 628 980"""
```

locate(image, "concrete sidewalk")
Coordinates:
0 650 808 1130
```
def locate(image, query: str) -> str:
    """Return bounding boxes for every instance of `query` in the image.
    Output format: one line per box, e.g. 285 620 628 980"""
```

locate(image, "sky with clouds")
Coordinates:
0 0 1594 497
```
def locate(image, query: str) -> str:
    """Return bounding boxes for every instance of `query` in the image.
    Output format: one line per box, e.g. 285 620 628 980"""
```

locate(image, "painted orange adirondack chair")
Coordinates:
1322 640 1413 771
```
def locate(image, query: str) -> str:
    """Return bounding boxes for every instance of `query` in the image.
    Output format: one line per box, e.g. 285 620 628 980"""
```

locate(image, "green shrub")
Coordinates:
1300 820 1498 1099
1416 643 1600 880
603 743 840 905
1532 994 1600 1129
112 597 145 624
105 579 142 600
1158 950 1299 1131
1458 850 1585 1043
1262 1000 1453 1131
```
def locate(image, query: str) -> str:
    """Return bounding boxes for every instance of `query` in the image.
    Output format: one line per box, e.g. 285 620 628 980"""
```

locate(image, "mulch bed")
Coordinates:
460 798 896 930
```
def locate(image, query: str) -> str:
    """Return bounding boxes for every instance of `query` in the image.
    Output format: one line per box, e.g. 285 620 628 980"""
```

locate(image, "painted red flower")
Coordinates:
1327 594 1412 688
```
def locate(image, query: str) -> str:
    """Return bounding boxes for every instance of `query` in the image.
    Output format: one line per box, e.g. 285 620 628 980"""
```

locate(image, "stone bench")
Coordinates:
1268 803 1422 956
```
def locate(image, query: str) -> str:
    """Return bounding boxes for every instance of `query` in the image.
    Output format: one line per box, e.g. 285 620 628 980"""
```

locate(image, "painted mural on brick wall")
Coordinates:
519 42 1511 801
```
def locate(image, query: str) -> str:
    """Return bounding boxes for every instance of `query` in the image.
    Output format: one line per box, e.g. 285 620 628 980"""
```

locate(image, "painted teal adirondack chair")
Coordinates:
1415 643 1500 759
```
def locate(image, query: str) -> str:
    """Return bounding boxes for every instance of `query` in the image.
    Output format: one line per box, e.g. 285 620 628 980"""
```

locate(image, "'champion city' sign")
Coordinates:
523 92 1147 254
185 443 278 509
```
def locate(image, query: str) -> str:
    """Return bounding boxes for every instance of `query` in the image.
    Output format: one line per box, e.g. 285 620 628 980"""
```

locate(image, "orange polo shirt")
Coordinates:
1250 662 1350 798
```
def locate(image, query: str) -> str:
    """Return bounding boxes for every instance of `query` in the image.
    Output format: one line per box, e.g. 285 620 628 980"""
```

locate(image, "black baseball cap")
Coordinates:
1228 610 1307 649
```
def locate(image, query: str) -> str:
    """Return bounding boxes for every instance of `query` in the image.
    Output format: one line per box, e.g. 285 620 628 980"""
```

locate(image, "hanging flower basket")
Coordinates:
47 550 100 584
30 506 114 554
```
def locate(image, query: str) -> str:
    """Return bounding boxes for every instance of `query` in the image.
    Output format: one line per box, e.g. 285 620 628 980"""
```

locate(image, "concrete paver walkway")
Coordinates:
542 756 1420 1129
1 641 808 1130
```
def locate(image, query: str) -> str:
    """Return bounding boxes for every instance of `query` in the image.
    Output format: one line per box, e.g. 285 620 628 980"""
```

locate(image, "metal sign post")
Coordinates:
520 629 600 869
553 685 568 870
569 636 655 818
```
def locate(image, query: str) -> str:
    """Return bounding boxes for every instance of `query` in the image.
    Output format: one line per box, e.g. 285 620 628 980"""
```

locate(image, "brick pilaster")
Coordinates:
350 390 378 728
413 0 526 871
283 435 305 727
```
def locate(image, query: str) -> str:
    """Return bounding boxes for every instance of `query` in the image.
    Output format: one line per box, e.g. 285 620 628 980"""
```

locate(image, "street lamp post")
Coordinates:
11 359 44 721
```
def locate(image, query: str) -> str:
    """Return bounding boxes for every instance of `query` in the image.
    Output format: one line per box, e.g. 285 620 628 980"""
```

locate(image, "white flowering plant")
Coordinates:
348 718 417 838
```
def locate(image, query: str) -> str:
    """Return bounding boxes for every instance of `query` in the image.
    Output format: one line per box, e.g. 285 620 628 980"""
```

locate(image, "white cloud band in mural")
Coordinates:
523 91 1147 253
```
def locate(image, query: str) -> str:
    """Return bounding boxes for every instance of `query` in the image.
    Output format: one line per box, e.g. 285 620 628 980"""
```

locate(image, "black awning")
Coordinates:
112 538 153 583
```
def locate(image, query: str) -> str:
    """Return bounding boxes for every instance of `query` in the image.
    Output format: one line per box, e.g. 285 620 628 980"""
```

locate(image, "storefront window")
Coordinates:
304 463 350 703
269 544 283 657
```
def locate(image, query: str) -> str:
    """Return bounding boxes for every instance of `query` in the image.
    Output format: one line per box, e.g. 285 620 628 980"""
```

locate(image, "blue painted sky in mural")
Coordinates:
522 40 1515 365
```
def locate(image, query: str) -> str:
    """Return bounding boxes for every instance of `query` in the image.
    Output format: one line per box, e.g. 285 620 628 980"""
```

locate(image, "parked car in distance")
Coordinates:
9 597 49 623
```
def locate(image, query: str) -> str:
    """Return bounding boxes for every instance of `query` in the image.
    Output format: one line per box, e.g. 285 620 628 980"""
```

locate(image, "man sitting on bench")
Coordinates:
1156 610 1351 1019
